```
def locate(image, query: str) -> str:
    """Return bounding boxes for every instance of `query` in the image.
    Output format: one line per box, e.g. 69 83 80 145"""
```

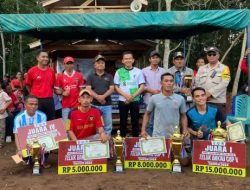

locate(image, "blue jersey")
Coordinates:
13 110 47 133
187 105 225 140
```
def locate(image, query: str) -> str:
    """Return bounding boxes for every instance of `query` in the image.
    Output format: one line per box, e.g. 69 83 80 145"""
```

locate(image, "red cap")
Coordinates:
63 56 74 64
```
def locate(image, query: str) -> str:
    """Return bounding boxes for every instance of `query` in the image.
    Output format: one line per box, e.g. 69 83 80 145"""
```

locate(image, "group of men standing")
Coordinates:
8 45 231 167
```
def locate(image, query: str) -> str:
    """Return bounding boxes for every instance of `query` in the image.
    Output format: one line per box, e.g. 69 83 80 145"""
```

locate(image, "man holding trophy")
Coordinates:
13 95 50 172
167 51 194 105
141 73 190 169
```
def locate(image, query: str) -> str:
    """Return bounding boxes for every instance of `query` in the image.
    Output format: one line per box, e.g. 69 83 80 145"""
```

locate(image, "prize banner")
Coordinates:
192 140 246 177
17 119 68 157
58 140 108 175
124 137 171 170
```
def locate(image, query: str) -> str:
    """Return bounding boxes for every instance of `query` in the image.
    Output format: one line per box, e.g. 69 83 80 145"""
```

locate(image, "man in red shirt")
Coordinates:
68 89 109 141
55 56 85 128
25 50 56 121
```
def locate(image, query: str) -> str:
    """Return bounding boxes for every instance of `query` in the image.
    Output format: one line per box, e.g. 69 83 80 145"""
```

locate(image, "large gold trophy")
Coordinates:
113 130 125 172
211 121 227 141
171 126 183 173
183 75 193 102
29 138 42 175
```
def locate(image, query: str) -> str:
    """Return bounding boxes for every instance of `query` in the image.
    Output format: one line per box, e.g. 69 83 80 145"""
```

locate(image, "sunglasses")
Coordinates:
207 53 217 57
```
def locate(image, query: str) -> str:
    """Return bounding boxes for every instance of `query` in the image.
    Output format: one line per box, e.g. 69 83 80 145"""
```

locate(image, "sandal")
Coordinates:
43 162 51 169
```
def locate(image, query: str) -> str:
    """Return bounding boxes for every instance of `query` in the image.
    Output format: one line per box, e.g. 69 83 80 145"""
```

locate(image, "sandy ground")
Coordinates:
0 142 250 190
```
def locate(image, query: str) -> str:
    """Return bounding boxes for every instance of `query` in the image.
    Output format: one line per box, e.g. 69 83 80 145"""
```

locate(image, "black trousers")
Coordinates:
38 98 55 121
118 101 140 137
208 102 226 115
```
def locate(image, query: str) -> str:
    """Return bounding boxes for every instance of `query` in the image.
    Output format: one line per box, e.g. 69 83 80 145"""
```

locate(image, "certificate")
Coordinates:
27 134 57 152
83 141 109 160
140 137 167 156
226 122 246 142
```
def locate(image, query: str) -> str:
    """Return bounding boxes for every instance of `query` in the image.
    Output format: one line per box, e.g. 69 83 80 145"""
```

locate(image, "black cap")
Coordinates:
95 55 106 62
204 46 220 54
150 50 161 57
173 51 184 59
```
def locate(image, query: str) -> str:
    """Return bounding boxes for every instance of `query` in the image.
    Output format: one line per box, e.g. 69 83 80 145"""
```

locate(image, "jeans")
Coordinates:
118 101 139 137
93 105 112 136
62 108 74 130
146 110 154 136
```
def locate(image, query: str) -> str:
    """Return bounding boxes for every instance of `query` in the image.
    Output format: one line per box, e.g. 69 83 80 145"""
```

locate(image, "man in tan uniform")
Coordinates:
195 46 230 114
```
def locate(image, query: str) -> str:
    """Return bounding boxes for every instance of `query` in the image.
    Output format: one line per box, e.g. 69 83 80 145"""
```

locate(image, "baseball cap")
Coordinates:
95 55 105 62
204 46 220 54
63 56 74 64
150 50 161 57
79 89 91 97
173 51 184 59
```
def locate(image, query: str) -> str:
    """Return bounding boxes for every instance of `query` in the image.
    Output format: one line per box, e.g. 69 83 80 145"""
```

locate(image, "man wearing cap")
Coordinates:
195 47 230 114
142 50 165 136
55 56 85 127
68 89 109 142
167 51 194 102
114 51 145 137
26 50 56 121
86 55 114 136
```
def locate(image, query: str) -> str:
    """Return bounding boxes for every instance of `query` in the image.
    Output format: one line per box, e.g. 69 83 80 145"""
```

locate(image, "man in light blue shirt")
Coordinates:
14 95 50 167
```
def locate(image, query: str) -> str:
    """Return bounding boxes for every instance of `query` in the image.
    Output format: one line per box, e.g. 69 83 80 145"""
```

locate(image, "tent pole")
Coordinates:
248 25 250 96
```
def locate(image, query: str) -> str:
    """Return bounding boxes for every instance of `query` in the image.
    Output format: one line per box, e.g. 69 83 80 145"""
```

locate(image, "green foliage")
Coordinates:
0 0 45 77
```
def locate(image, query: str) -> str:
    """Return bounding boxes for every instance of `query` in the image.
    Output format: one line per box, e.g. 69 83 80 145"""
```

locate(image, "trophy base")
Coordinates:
32 167 40 175
172 163 182 173
186 96 192 102
113 164 124 173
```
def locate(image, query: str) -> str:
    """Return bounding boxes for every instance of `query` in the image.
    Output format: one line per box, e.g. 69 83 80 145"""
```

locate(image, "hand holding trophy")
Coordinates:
183 75 193 102
113 130 125 172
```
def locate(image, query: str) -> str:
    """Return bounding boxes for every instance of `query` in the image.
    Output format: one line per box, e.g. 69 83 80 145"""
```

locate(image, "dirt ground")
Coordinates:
0 142 250 190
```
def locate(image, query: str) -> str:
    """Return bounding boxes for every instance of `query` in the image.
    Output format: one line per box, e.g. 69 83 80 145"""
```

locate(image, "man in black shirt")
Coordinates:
86 55 114 136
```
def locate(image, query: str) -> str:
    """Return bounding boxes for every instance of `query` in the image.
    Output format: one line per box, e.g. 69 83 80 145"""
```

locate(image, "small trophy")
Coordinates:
171 126 183 173
29 138 42 175
183 75 193 102
113 130 125 172
211 121 227 142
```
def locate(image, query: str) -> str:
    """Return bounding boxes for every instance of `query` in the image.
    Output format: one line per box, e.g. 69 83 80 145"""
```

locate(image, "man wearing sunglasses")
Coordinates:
195 47 230 114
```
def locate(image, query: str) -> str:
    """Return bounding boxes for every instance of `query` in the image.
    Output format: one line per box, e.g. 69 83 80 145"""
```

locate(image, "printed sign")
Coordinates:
17 119 68 157
58 140 108 175
124 137 171 170
192 140 246 177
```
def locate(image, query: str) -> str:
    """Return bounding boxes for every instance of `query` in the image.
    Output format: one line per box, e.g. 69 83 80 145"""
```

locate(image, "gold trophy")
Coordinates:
183 75 193 102
29 138 42 175
211 121 227 141
171 126 183 173
113 130 125 172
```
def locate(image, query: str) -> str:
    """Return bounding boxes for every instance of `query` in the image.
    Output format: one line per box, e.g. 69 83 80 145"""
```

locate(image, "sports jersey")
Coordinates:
55 70 85 108
114 67 145 102
187 105 226 140
26 66 55 98
69 107 103 140
13 110 47 133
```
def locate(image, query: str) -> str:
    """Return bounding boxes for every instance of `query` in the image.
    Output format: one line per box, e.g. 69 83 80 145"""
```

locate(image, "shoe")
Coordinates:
6 136 12 143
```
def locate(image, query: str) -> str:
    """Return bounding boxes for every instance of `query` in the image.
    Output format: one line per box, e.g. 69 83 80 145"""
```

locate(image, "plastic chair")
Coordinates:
227 94 250 139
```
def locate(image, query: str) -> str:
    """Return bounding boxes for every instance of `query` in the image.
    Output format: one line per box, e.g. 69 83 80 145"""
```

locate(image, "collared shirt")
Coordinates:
167 66 194 93
147 93 186 138
0 90 11 119
195 62 230 104
86 72 114 106
142 66 166 105
13 110 47 133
